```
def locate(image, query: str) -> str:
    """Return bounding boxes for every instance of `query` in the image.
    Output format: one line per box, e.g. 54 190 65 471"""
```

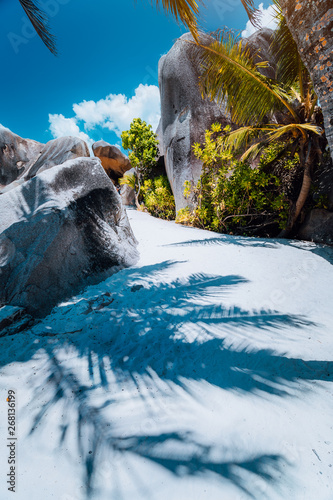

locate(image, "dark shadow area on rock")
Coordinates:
0 159 139 317
0 260 330 498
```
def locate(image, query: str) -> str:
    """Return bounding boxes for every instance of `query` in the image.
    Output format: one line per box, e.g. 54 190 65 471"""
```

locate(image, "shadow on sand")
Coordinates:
163 234 333 265
0 260 331 499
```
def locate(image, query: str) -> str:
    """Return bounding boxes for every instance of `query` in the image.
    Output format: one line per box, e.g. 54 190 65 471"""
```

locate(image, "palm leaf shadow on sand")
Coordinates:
163 234 333 265
10 260 331 498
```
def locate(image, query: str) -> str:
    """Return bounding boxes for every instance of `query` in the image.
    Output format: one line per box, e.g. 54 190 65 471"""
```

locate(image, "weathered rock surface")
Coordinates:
279 0 333 162
243 28 277 79
0 125 89 189
158 32 233 212
158 30 276 213
92 141 132 182
298 209 333 245
0 157 139 316
120 184 136 207
0 305 34 336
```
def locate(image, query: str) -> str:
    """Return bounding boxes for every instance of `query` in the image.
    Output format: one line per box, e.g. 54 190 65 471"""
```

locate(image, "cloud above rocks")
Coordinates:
48 84 161 148
242 3 278 38
48 114 94 147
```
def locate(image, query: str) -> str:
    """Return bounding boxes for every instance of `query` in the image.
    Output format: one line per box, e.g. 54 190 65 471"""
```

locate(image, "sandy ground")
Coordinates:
1 208 333 500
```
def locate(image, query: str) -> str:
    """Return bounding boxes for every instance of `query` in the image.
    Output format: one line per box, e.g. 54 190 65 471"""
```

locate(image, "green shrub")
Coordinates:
141 176 176 220
121 118 159 208
176 124 291 237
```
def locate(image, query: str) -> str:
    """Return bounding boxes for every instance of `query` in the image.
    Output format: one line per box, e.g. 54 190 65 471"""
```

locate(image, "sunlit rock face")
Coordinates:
157 29 277 213
279 0 333 159
0 125 89 189
120 183 136 206
243 28 277 79
92 141 132 183
0 129 139 317
158 32 232 213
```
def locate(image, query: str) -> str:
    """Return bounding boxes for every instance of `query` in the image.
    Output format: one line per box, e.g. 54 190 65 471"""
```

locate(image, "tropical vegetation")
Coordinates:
176 123 298 236
141 175 176 220
120 118 160 209
191 6 326 235
14 0 332 238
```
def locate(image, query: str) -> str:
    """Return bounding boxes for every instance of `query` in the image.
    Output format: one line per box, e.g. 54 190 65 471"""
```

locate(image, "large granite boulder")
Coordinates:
243 28 277 79
120 183 136 206
298 209 333 245
158 32 232 212
0 156 139 316
0 125 89 189
158 29 277 212
92 141 132 182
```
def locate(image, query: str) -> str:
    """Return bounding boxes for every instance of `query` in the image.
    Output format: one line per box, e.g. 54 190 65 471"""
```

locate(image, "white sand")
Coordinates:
1 208 333 500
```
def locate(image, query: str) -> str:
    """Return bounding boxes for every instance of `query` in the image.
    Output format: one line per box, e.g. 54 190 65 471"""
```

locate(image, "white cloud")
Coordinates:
242 3 278 38
48 114 94 148
73 84 161 136
48 84 161 150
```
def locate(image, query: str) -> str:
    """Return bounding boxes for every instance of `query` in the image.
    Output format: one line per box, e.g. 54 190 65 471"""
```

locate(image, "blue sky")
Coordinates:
0 0 275 147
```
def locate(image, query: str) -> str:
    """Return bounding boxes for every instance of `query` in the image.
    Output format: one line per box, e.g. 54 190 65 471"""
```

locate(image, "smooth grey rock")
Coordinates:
158 29 278 212
0 157 139 316
243 28 277 79
92 141 132 182
0 125 89 190
120 184 136 206
298 209 333 245
158 32 232 212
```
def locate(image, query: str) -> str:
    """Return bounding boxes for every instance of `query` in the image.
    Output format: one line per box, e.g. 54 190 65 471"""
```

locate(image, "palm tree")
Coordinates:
161 0 332 166
277 0 333 161
17 0 203 55
193 17 324 236
18 0 57 55
241 0 333 162
17 0 331 167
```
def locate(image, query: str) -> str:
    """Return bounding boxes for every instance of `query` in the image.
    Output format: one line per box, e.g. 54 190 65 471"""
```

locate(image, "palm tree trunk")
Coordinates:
134 168 142 210
279 0 333 160
279 140 313 237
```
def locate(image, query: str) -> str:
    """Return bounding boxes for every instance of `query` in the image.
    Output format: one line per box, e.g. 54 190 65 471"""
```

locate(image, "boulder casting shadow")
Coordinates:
0 130 139 316
0 261 330 498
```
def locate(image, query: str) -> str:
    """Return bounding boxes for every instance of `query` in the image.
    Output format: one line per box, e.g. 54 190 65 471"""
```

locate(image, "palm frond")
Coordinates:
154 0 200 40
240 0 261 27
192 30 299 125
221 125 264 151
289 87 302 102
19 0 57 55
119 173 136 189
221 125 274 161
266 123 323 142
270 1 308 94
240 140 268 161
221 122 322 162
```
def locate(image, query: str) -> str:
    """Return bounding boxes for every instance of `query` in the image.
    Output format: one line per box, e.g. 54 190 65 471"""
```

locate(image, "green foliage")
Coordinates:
119 173 136 190
176 123 290 236
141 176 176 220
121 118 160 209
194 29 299 126
121 118 159 179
